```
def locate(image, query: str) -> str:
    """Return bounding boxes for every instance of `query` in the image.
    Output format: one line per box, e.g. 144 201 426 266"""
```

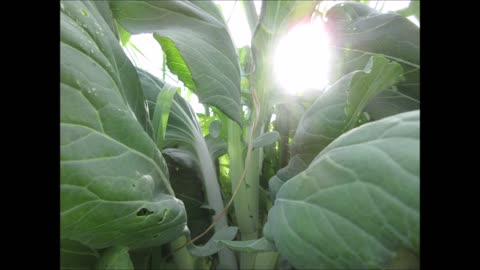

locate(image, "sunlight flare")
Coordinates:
273 18 331 95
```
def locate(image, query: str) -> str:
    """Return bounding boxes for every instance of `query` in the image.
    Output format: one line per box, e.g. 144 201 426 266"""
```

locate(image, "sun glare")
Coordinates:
273 18 331 95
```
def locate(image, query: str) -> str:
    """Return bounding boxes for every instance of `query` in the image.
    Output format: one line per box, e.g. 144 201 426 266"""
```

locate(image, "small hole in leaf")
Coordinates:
132 184 136 188
136 208 154 216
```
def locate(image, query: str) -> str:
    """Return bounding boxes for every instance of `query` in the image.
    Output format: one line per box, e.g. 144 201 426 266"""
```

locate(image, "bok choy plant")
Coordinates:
61 1 419 269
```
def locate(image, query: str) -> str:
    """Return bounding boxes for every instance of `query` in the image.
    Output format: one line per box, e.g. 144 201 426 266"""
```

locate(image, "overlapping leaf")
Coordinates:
325 2 420 120
264 111 419 269
111 0 242 124
269 56 403 197
60 0 186 250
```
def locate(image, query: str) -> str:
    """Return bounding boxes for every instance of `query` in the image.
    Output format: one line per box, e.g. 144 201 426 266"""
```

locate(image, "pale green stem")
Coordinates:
194 131 238 269
227 120 260 269
241 0 258 33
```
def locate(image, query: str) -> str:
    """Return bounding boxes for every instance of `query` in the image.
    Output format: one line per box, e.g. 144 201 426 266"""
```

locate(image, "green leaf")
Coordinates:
208 120 222 138
154 36 196 91
253 131 280 149
116 21 131 46
152 84 178 149
264 111 419 269
269 56 403 198
343 56 403 131
111 0 242 124
60 0 186 249
96 246 134 270
61 239 99 270
326 2 419 120
218 237 276 253
188 227 239 257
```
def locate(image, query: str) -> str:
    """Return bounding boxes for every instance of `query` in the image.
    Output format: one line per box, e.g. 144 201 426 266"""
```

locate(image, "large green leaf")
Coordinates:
137 69 237 268
325 2 420 120
110 0 242 124
60 0 186 250
264 110 419 269
269 56 403 197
